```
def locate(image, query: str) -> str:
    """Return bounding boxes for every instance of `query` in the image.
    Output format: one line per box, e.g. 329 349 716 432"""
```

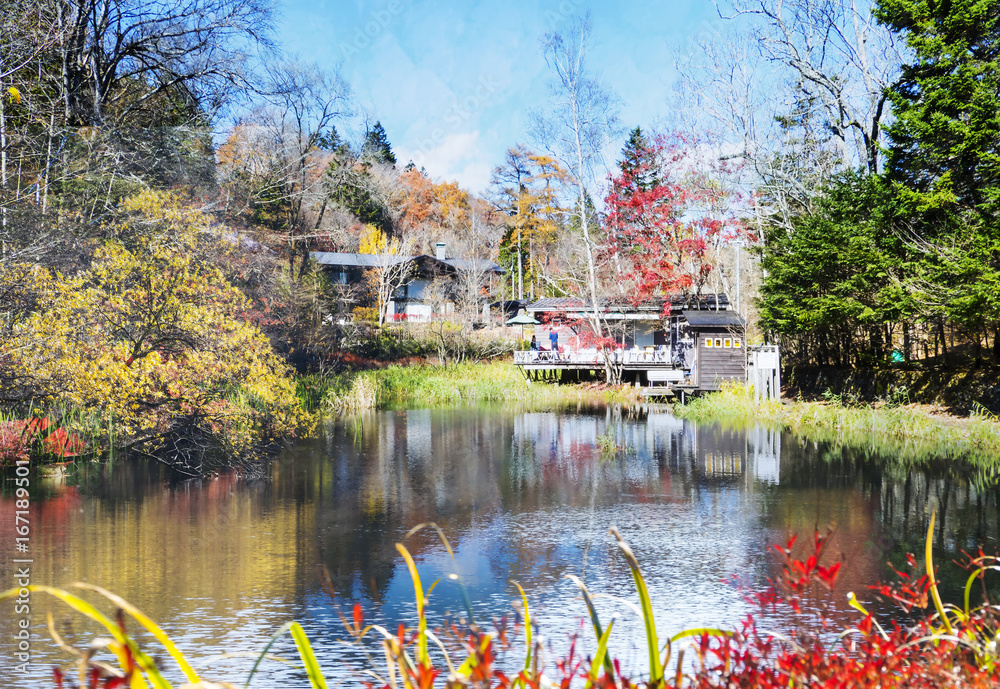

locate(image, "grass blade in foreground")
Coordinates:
75 582 201 684
610 527 663 684
290 621 329 689
0 585 168 689
396 542 430 665
565 574 615 676
926 510 954 635
511 579 532 678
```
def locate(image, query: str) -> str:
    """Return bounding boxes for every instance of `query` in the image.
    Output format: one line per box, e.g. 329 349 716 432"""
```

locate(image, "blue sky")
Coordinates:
275 1 725 193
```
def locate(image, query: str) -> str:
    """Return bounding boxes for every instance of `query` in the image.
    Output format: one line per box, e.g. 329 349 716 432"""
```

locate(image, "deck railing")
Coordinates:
513 350 603 365
514 347 675 366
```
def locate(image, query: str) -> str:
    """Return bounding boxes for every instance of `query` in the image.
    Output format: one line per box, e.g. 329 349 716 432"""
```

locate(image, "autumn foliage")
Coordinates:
1 191 310 471
604 133 749 307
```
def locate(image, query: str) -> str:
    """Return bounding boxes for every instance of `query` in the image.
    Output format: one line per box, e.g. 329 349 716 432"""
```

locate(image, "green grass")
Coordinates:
299 362 640 414
676 383 1000 483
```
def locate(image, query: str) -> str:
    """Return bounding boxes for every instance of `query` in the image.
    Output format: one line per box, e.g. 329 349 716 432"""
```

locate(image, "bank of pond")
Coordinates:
2 403 1000 687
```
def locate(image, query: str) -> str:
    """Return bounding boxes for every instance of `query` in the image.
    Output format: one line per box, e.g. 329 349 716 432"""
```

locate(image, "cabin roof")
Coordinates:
527 294 732 315
312 252 409 267
682 309 746 327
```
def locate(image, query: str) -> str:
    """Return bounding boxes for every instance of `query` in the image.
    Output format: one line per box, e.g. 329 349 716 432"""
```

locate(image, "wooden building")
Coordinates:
311 243 503 321
683 310 747 391
513 296 752 396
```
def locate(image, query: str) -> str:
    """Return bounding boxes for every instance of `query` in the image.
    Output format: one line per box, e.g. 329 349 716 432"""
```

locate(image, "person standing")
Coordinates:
549 328 559 353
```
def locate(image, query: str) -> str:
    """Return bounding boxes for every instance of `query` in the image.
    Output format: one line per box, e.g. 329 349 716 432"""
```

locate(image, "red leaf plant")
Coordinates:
1 417 87 467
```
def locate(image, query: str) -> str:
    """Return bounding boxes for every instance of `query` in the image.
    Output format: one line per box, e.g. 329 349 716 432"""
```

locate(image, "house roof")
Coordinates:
312 252 411 267
682 309 746 327
527 297 588 311
311 252 504 274
444 257 504 274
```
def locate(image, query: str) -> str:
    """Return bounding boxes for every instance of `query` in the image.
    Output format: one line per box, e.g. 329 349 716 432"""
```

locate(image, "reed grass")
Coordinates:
303 362 641 414
675 383 1000 482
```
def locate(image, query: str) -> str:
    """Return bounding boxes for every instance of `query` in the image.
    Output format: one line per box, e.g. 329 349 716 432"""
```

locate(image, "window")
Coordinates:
734 338 742 348
724 338 732 348
705 337 714 348
714 338 723 348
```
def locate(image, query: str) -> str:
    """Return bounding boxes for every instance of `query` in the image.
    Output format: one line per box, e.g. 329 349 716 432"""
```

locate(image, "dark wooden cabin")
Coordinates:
685 310 747 391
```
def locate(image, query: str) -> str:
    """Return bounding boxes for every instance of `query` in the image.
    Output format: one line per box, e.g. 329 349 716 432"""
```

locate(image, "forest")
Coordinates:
0 0 997 469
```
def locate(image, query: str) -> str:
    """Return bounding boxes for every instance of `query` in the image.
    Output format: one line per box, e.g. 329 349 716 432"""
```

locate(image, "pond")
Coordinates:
1 405 997 687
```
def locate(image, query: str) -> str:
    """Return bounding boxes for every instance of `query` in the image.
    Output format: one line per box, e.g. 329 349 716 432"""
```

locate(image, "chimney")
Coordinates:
435 242 446 261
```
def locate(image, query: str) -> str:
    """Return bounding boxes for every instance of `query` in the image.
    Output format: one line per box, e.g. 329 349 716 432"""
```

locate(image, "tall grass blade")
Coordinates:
610 527 663 684
245 621 293 688
586 618 614 688
566 574 614 675
0 585 168 689
926 510 954 634
289 621 329 689
75 583 200 683
395 543 429 665
511 580 532 677
405 522 476 623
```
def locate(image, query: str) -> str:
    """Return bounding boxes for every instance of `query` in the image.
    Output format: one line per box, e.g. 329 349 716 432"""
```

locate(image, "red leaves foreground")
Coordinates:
691 531 1000 689
323 526 1000 689
37 522 1000 689
0 417 86 467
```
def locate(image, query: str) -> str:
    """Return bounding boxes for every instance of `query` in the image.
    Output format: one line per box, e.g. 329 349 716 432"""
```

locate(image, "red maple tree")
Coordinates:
603 131 750 310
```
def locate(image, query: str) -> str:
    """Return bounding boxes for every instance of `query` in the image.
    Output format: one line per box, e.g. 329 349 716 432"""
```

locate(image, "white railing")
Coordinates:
514 347 674 366
622 347 672 365
514 349 603 365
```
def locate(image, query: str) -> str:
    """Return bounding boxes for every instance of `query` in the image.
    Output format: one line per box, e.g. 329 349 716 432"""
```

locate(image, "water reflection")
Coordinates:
0 407 996 688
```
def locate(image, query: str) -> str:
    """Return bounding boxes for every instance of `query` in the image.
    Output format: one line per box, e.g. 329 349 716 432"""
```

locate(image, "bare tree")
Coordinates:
676 0 903 228
726 0 899 172
52 0 274 127
364 236 415 327
219 59 351 276
532 12 623 379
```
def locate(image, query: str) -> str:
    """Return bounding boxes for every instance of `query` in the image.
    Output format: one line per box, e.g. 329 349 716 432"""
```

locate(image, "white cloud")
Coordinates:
397 130 493 192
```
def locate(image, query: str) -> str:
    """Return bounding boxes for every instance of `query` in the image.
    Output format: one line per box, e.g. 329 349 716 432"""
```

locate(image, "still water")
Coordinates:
1 406 997 687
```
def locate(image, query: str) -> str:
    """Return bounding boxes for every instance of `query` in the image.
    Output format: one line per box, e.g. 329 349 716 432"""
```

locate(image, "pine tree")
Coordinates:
878 0 1000 218
876 0 1000 354
619 127 660 192
362 121 397 165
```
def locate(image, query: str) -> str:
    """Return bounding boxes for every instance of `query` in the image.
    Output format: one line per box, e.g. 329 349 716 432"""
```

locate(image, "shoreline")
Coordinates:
297 360 643 413
673 384 1000 482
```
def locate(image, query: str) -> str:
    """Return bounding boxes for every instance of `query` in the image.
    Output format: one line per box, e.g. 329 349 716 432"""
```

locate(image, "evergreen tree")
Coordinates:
363 121 397 165
619 127 660 192
878 0 1000 217
757 173 910 366
877 0 1000 354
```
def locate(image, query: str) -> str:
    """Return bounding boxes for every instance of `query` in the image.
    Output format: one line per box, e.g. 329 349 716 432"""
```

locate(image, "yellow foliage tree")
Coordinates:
2 191 309 472
359 223 388 254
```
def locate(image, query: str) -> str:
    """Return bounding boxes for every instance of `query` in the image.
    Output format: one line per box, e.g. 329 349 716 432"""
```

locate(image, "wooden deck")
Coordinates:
513 348 677 370
514 349 700 398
